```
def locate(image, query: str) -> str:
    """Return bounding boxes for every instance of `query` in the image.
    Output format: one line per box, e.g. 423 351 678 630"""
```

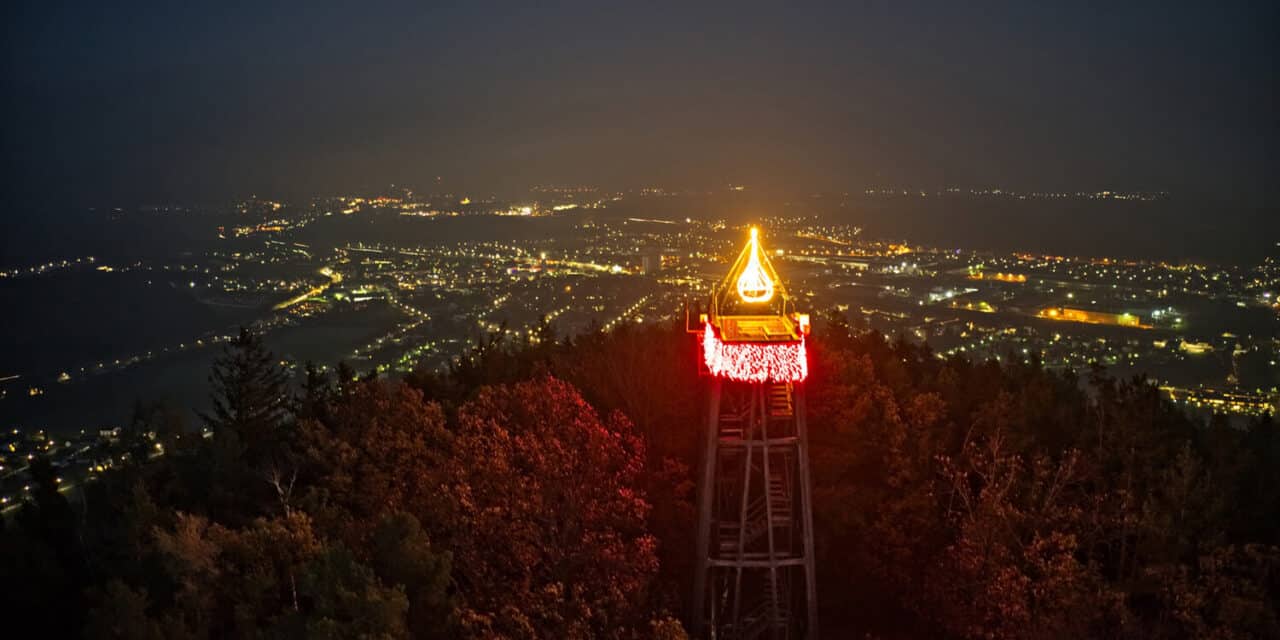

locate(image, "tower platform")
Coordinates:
690 227 817 639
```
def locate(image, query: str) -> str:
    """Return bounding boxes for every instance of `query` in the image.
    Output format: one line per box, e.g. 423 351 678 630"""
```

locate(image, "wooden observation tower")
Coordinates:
689 227 818 639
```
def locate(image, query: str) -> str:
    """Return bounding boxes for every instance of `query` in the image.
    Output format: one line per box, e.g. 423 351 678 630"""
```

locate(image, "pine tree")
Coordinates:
297 361 334 422
202 327 291 467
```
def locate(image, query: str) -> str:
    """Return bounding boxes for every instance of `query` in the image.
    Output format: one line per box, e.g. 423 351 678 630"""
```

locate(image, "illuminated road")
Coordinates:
273 267 342 310
795 230 860 246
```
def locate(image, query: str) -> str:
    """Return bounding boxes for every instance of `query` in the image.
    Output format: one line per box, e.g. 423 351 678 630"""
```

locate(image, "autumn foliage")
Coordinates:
2 318 1278 639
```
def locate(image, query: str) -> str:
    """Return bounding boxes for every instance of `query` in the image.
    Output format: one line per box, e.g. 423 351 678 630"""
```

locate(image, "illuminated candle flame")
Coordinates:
736 227 774 303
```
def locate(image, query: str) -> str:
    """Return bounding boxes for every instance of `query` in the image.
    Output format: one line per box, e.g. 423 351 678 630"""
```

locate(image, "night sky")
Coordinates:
2 2 1276 211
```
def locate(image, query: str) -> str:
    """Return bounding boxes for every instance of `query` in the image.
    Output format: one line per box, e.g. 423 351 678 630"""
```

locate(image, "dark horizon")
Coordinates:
3 2 1277 214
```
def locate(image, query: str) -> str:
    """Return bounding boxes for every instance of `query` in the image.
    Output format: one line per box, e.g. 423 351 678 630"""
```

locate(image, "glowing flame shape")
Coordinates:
736 228 774 303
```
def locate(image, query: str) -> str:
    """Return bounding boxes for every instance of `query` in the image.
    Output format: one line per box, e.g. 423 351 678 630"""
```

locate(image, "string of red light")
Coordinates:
702 323 808 383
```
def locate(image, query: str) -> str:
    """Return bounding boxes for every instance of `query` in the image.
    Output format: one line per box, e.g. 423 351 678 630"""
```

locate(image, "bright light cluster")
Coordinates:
735 227 775 303
702 323 808 383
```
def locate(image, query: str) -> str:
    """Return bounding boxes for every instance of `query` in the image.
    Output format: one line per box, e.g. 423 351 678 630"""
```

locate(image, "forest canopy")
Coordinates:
2 315 1278 639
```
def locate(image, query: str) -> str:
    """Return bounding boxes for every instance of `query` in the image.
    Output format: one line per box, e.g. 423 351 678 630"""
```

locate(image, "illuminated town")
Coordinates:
3 3 1278 636
3 187 1277 514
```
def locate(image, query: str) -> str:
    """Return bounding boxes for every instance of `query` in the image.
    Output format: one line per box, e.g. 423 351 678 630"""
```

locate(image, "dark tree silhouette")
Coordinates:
201 327 291 468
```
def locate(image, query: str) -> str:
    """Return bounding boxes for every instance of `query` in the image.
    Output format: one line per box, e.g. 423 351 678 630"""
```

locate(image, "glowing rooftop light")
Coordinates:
736 227 775 303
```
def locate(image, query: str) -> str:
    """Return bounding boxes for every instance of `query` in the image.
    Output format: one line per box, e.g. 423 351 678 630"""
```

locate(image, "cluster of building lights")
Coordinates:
0 256 96 279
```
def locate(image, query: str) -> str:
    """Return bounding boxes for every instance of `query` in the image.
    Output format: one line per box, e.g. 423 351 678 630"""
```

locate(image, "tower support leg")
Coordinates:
692 379 721 637
796 384 818 637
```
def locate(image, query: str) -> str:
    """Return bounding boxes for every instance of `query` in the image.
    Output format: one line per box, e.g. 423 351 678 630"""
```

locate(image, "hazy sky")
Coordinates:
2 1 1276 207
